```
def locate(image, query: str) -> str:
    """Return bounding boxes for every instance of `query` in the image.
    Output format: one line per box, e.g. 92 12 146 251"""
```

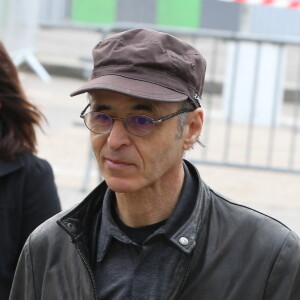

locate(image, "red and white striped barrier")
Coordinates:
218 0 300 9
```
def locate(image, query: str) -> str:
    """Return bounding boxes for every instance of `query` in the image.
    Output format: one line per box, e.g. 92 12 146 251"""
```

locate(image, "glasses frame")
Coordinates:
80 103 194 137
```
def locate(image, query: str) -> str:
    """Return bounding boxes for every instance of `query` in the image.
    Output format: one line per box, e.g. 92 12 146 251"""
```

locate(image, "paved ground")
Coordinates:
17 26 300 235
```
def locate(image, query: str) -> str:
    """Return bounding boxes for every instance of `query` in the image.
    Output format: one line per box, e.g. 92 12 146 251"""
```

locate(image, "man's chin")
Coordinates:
105 178 139 194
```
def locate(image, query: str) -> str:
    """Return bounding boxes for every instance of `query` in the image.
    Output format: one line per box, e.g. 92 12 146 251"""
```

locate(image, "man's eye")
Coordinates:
137 116 150 125
132 116 152 125
93 113 111 123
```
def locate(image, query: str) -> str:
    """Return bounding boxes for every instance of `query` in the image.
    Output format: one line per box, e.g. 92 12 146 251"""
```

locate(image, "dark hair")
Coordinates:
0 42 45 161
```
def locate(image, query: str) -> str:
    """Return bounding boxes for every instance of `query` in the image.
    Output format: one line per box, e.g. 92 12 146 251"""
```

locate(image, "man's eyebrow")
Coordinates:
131 104 155 112
91 104 111 111
90 103 156 112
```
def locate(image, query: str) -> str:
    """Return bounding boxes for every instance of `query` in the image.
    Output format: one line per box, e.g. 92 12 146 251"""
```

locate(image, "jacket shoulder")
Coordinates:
28 208 72 246
209 188 297 246
19 152 53 175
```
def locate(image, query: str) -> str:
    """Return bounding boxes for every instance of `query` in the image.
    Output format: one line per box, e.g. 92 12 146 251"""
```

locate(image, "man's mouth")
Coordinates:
105 158 134 168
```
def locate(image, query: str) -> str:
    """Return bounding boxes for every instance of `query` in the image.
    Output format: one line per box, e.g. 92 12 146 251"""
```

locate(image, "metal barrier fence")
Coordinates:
74 23 300 189
0 0 50 81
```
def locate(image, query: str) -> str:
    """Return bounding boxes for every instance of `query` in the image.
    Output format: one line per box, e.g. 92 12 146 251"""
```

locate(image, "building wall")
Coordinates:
41 0 300 39
248 5 300 38
201 0 241 31
72 0 117 24
71 0 202 28
156 0 201 28
116 0 157 24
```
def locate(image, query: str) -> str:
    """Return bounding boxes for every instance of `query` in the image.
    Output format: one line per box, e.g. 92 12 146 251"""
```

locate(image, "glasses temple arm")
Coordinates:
155 109 194 123
80 103 91 118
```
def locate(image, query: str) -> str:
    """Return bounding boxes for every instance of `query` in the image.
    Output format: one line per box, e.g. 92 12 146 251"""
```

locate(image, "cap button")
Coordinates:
179 237 189 246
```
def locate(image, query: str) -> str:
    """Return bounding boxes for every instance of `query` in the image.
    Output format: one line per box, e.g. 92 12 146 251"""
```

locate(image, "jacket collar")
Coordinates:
0 158 24 177
168 160 208 254
58 160 210 261
57 182 107 269
95 161 202 262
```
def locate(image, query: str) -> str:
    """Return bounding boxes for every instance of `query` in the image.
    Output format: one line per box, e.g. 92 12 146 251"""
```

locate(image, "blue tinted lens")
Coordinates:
87 112 112 133
126 115 155 136
95 113 111 123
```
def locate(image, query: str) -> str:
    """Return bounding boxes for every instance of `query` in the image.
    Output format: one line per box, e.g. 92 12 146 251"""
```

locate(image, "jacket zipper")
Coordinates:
74 242 98 300
174 255 193 300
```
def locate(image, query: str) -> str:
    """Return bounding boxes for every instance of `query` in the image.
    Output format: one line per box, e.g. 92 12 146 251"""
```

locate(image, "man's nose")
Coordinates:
107 119 131 149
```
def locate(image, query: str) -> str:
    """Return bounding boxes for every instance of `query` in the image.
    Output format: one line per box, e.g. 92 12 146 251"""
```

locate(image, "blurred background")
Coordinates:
1 0 299 234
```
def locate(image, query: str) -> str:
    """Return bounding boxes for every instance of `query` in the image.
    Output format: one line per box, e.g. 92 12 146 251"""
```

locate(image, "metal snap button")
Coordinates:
179 237 189 246
191 63 195 70
67 222 75 230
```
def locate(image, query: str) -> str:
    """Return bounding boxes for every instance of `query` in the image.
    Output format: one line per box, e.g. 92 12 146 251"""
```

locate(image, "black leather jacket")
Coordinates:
9 161 300 299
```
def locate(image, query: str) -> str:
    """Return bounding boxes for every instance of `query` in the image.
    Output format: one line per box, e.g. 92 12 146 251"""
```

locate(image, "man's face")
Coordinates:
89 90 203 194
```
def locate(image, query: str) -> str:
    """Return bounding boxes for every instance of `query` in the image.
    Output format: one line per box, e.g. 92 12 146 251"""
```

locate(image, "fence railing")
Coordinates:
0 0 51 81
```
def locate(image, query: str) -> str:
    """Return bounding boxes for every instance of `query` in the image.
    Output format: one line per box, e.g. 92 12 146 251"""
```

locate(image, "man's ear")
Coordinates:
183 108 204 150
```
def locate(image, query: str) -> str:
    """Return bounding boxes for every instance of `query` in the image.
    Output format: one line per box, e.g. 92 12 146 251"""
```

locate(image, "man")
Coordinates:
10 28 300 300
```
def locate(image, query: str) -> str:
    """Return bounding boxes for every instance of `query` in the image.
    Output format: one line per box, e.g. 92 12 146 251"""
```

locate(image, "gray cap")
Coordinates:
70 28 206 107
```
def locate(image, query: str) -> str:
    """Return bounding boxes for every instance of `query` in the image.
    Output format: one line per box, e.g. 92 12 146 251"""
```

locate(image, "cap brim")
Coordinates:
70 75 188 102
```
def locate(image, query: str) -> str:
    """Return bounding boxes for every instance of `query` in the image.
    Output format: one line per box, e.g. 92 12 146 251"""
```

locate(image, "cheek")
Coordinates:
90 134 106 158
141 136 183 172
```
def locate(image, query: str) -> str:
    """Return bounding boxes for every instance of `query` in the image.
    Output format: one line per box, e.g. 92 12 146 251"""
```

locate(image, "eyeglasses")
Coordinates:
80 103 193 137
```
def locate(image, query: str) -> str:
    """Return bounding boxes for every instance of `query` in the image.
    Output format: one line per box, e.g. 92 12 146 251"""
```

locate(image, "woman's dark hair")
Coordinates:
0 42 45 161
